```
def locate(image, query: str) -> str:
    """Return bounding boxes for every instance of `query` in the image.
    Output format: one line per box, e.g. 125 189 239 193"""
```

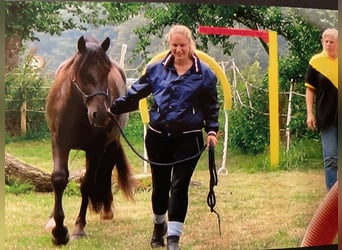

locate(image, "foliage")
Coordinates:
64 181 81 197
130 4 330 61
229 62 269 154
5 2 334 153
102 2 144 24
5 1 143 70
274 10 321 142
5 2 141 42
129 3 332 152
5 51 49 136
5 179 34 194
5 128 50 144
229 105 269 155
132 3 236 63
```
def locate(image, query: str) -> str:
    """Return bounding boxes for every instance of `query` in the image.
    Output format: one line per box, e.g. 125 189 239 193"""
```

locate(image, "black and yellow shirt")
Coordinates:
305 51 338 129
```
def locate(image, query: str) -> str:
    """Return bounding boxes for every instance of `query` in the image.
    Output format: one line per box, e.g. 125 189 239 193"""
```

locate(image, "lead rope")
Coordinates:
207 141 221 236
109 112 206 166
109 112 220 232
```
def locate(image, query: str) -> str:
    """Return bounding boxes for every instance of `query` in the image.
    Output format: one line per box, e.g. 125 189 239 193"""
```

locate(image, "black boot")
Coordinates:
150 221 167 248
167 235 180 250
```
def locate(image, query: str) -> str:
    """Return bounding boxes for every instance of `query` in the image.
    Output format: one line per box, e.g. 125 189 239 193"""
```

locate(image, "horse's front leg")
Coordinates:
50 147 70 245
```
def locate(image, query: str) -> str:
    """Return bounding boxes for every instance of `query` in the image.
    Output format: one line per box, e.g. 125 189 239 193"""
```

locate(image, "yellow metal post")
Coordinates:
268 31 279 168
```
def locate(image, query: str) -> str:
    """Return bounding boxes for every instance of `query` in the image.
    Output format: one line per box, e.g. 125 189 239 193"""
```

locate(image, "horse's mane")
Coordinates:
53 57 76 89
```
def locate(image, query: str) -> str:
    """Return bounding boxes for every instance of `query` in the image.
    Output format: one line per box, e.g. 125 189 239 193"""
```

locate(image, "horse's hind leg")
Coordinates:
71 167 92 239
98 142 118 220
51 148 70 245
72 152 100 239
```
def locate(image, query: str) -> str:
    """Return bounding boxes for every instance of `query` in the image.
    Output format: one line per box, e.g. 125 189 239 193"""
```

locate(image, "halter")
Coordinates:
72 79 109 102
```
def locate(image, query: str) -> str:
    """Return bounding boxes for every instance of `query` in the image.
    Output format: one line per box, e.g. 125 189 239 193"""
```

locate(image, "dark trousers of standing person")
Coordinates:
145 127 204 248
320 124 338 191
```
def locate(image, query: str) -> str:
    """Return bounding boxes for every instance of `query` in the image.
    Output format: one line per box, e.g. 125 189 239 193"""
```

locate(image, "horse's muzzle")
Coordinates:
89 108 112 128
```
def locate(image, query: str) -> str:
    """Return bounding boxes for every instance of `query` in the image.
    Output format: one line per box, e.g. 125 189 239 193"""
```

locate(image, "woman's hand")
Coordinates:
207 132 218 147
306 113 317 131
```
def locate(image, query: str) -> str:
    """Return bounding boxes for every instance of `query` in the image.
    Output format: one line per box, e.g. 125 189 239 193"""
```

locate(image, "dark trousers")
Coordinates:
145 128 204 223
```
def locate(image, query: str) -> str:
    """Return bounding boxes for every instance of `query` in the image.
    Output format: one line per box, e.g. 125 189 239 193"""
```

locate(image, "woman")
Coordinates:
109 25 219 249
305 28 338 191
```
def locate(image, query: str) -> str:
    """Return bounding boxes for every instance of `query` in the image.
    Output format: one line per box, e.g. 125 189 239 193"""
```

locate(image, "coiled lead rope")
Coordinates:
207 141 221 236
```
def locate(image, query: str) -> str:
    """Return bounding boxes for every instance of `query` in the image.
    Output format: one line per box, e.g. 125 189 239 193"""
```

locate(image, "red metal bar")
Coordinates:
198 26 269 43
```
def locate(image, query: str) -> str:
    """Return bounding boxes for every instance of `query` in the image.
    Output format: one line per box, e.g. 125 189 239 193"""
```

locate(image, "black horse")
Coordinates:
45 36 135 245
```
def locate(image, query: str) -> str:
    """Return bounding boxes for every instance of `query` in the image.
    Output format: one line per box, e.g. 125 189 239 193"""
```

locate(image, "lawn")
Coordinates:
4 139 330 249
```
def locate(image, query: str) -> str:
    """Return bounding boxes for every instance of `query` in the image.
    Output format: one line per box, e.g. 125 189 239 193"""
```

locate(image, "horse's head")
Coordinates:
73 36 113 127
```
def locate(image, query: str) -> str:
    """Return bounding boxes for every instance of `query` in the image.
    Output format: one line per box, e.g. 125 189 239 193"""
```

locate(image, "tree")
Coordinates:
5 1 142 71
131 4 327 61
129 3 336 153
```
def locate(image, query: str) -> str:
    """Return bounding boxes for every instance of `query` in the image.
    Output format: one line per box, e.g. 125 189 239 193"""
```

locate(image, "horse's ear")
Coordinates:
78 36 86 53
101 37 110 52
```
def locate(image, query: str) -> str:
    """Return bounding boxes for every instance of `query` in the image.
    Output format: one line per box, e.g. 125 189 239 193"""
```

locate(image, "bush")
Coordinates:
229 105 269 155
5 52 49 137
227 61 270 155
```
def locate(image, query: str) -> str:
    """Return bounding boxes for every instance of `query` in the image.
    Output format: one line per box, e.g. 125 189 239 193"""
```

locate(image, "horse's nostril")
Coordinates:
90 110 109 127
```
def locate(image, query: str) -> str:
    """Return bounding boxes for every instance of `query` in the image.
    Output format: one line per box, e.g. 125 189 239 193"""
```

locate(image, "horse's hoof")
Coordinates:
100 211 114 220
52 233 70 245
101 206 114 220
52 226 69 245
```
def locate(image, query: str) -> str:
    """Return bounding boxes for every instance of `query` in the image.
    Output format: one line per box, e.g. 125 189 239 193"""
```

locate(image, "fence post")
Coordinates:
285 82 294 151
20 101 27 135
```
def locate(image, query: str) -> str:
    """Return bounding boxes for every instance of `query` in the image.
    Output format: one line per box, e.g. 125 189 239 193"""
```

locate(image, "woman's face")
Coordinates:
169 32 191 61
322 34 338 59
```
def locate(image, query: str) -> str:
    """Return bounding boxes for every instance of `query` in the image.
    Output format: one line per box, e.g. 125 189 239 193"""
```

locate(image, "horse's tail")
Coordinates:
88 139 135 214
113 140 136 200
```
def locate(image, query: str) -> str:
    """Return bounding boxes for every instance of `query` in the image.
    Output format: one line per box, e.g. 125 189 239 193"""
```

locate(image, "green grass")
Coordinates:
5 134 331 249
5 170 329 250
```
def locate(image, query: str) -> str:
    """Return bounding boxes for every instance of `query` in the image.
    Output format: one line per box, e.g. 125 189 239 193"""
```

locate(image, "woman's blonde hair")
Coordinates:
165 24 196 56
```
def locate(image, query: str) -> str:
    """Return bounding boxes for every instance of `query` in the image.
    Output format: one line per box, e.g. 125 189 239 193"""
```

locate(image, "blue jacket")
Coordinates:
111 52 219 134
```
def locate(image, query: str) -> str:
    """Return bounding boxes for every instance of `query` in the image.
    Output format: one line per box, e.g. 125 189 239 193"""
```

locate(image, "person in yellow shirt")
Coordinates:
305 28 338 191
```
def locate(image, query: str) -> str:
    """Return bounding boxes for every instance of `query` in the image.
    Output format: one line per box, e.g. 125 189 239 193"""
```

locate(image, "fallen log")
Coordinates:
5 153 152 193
5 153 84 192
